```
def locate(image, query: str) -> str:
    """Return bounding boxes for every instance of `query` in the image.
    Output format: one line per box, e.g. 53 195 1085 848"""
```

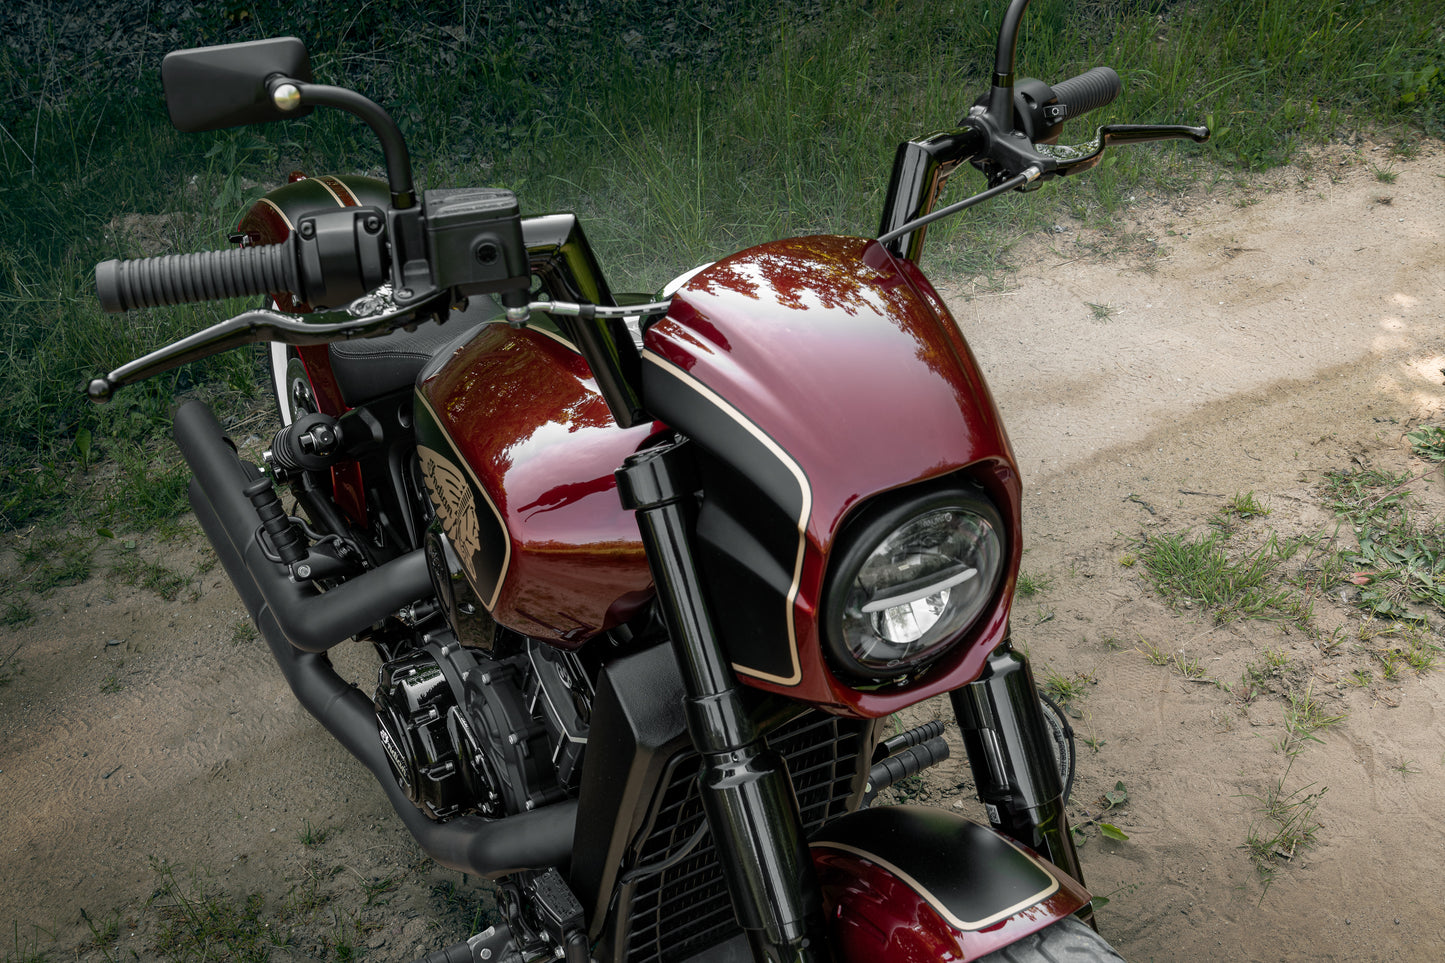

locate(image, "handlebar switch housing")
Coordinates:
972 78 1063 147
423 188 531 308
1011 78 1065 144
293 206 389 309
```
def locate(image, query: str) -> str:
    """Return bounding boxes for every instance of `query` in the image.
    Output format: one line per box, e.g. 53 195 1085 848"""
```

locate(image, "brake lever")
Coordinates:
1038 123 1210 177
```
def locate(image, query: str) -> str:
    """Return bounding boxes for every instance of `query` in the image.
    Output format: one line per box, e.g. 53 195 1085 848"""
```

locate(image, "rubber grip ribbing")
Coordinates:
1052 66 1122 121
95 240 298 313
868 736 951 793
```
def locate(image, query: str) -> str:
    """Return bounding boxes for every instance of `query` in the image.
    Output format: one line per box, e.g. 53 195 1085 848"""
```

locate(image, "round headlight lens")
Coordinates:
827 494 1005 679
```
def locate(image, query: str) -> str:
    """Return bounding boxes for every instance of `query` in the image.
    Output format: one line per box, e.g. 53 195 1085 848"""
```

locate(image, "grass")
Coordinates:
1235 647 1293 703
148 860 272 963
1215 491 1271 526
1321 466 1445 620
1282 684 1347 746
0 644 20 688
1040 664 1095 710
2 0 1443 527
1136 528 1313 626
2 600 34 630
12 536 93 595
298 821 331 847
108 557 193 602
1137 638 1171 666
1016 571 1055 599
1360 620 1441 677
1370 162 1400 183
1241 766 1327 891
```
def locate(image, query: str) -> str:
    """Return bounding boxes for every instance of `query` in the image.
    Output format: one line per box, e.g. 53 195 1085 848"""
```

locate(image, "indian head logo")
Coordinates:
418 445 481 586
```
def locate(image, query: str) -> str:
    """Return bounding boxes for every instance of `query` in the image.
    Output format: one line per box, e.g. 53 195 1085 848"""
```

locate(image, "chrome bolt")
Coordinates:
272 83 302 112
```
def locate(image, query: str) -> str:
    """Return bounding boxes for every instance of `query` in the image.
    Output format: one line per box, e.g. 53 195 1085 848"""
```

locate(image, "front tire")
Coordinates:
976 917 1125 962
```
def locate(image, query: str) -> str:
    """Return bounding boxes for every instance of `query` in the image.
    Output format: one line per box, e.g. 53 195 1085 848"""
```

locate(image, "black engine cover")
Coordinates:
374 635 573 820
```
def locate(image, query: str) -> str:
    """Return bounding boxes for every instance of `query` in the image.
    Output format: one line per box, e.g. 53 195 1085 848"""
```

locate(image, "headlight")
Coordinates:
823 488 1005 680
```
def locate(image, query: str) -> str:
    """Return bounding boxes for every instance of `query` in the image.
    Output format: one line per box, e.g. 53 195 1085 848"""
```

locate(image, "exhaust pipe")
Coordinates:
174 400 432 653
177 399 575 876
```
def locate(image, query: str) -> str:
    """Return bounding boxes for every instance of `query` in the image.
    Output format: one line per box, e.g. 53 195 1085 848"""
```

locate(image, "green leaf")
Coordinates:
96 527 114 539
1099 823 1130 841
1103 780 1129 808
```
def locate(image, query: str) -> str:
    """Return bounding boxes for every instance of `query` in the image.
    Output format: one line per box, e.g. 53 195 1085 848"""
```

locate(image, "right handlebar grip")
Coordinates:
95 240 299 313
1052 66 1122 122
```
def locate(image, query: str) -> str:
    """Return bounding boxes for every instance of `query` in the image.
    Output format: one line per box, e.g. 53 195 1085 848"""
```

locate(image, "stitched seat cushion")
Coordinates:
328 296 502 406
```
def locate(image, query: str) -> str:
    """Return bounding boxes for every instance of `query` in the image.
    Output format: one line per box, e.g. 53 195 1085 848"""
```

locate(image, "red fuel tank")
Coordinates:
415 321 660 646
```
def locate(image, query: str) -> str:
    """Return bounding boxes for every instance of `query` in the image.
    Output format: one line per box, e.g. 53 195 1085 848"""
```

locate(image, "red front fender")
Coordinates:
811 806 1091 962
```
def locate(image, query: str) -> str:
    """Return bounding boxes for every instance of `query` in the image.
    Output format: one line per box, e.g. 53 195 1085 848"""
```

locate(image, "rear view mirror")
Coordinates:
161 37 314 132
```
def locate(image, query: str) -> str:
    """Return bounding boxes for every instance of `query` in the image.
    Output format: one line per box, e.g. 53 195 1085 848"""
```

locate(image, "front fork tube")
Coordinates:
617 439 826 963
950 642 1090 908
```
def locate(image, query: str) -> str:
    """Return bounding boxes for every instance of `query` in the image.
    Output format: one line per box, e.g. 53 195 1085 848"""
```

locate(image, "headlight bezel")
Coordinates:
821 483 1007 683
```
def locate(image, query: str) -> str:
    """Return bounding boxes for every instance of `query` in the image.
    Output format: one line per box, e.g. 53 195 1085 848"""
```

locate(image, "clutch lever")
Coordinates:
87 293 444 403
1039 123 1211 177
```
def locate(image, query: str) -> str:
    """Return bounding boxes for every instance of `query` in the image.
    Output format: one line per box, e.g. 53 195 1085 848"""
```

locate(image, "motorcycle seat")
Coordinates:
328 295 503 407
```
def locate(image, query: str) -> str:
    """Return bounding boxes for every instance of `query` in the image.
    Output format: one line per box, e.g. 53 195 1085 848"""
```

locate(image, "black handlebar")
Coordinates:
95 205 392 315
1051 66 1122 124
96 242 300 313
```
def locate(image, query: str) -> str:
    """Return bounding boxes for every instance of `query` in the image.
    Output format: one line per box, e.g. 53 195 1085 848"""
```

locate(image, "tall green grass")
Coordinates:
1 0 1440 527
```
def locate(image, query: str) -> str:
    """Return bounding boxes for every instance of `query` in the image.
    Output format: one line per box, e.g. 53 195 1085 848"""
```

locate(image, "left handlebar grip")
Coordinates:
95 240 299 313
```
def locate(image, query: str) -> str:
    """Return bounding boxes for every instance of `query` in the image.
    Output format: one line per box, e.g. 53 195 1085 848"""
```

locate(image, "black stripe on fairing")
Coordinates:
641 350 808 685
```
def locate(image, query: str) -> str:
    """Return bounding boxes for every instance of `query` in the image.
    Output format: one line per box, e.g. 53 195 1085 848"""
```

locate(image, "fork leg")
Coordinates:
950 640 1088 897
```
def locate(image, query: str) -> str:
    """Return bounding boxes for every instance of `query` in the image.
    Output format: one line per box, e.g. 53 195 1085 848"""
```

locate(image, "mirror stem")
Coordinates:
988 0 1033 130
271 78 417 209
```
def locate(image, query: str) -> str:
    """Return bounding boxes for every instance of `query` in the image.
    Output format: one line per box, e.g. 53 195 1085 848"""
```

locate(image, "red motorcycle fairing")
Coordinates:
415 321 660 644
811 806 1091 962
641 235 1022 718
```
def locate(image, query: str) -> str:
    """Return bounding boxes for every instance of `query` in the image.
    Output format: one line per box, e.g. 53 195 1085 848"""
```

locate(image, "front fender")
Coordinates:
811 805 1090 962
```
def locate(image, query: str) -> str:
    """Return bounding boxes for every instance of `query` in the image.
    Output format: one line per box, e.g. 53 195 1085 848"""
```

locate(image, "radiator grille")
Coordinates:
619 711 870 963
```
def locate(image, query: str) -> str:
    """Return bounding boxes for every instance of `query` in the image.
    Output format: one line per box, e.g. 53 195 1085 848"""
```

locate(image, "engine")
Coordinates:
374 631 592 820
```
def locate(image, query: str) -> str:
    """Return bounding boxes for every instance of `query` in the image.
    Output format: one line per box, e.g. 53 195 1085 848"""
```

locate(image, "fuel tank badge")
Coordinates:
419 445 481 586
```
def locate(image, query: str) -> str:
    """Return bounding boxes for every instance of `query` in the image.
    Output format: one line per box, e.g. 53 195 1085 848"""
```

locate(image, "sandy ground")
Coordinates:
1 139 1442 961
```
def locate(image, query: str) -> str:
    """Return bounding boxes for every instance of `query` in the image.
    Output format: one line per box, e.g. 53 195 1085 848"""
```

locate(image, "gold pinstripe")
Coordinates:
415 390 512 612
810 838 1060 931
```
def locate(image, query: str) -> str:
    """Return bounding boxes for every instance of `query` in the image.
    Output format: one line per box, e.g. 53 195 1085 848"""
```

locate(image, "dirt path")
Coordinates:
940 140 1445 961
1 140 1442 961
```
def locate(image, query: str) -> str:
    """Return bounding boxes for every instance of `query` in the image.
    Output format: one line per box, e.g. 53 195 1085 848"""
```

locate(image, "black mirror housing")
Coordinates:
161 37 314 132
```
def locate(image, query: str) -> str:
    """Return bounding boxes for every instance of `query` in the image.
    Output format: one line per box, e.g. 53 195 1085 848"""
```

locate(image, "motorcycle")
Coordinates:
87 2 1207 960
